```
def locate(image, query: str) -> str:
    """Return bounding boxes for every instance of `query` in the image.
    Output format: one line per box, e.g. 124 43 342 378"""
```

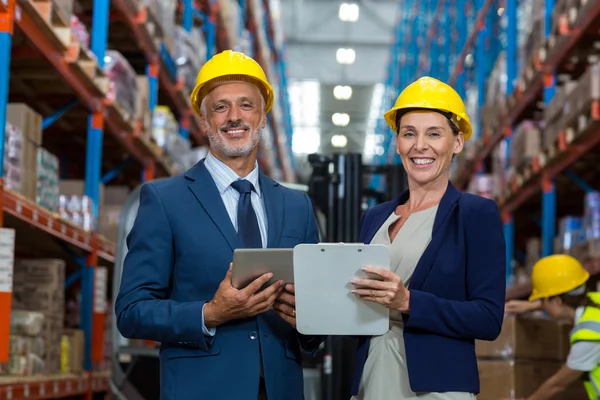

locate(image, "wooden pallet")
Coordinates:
19 0 71 51
64 42 109 97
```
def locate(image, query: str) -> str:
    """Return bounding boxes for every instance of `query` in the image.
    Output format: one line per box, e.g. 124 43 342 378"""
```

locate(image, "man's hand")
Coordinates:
505 299 541 314
204 264 284 328
274 284 297 328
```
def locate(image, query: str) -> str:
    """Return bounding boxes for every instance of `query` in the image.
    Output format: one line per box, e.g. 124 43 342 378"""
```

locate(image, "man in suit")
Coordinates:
115 50 321 400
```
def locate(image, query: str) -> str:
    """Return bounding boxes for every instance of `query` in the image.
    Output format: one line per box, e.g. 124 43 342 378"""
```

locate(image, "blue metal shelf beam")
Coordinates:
0 15 13 180
542 0 556 257
503 0 517 283
42 99 78 130
448 0 495 86
83 0 110 372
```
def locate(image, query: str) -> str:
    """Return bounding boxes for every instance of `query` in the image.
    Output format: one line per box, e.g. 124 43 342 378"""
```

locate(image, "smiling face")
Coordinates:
200 81 266 159
395 110 464 188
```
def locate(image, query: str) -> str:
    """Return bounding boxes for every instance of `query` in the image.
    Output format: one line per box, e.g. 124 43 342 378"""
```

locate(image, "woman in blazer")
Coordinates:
349 77 506 399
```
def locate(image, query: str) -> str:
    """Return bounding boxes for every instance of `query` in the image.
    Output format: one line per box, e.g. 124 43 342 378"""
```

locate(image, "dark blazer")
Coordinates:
115 160 321 400
351 181 506 395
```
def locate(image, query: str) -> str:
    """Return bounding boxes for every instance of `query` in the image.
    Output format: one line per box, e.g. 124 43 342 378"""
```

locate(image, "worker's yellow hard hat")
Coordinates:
383 76 473 140
190 50 274 116
529 254 589 301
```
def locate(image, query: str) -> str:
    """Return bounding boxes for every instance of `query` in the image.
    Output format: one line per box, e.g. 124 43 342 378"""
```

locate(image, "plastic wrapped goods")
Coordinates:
36 148 60 212
174 27 206 94
585 192 600 241
104 50 138 121
4 122 23 193
58 194 95 232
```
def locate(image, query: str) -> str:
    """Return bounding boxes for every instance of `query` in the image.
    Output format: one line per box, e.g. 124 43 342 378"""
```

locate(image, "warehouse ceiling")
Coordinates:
280 0 397 163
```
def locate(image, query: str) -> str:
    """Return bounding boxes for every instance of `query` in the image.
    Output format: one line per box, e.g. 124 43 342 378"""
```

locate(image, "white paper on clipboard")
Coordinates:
293 243 391 336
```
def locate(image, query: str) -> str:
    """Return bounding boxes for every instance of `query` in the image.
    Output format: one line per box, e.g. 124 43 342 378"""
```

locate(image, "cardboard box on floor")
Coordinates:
476 315 572 361
478 359 587 400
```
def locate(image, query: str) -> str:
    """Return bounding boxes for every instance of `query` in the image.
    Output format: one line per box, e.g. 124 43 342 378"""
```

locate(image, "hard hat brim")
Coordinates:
384 105 472 140
528 269 590 301
191 74 274 116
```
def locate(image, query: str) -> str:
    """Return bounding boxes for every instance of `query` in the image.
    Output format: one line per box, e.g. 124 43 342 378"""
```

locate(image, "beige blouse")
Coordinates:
351 206 476 400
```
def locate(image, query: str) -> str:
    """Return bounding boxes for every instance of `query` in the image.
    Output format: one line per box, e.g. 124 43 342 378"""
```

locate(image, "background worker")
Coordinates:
504 254 600 400
349 77 506 400
115 50 321 400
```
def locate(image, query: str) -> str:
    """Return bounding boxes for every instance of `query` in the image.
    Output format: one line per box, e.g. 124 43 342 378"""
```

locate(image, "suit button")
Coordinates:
249 331 257 340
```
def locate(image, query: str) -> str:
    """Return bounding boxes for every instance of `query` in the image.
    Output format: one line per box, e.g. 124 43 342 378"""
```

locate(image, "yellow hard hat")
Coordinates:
383 76 473 140
529 254 589 301
190 50 274 116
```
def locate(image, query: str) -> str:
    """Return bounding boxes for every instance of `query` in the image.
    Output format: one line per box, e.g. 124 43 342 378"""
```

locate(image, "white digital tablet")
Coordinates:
293 243 391 336
231 248 294 290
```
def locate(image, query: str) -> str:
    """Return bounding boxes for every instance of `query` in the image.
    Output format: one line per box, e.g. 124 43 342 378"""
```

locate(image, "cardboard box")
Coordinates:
6 104 42 201
476 315 572 361
11 259 65 374
478 359 587 400
62 329 84 374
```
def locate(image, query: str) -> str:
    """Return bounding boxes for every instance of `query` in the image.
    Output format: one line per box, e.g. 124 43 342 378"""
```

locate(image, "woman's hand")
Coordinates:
351 266 410 313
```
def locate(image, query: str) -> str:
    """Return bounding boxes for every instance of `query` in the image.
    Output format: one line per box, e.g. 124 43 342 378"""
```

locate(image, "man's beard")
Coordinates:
206 119 262 158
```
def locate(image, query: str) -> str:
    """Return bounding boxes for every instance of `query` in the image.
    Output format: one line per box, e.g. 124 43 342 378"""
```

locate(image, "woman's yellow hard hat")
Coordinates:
190 50 274 116
383 76 473 140
528 254 590 301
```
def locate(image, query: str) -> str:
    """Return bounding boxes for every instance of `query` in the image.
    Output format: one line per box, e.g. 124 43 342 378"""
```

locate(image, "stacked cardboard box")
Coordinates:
476 315 586 399
8 310 46 375
11 259 66 374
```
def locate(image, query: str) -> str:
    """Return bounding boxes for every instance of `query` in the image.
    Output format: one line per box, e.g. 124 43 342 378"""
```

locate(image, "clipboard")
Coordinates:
293 243 391 336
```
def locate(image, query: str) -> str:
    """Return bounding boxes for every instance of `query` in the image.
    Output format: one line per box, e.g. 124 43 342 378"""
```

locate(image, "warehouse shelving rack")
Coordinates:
0 0 293 396
368 0 600 301
443 0 600 299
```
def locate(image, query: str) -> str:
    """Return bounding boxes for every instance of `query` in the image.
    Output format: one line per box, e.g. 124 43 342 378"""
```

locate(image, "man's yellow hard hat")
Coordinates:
190 50 274 116
529 254 590 301
383 76 473 140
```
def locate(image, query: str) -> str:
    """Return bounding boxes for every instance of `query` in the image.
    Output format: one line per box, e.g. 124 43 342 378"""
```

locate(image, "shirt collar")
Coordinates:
204 151 262 197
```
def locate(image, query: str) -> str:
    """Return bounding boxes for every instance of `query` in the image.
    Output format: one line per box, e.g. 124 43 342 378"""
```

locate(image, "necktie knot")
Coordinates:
231 179 254 195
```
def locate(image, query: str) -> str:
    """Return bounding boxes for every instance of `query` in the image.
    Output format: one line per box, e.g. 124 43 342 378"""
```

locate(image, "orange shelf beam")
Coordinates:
499 104 600 214
455 75 544 190
1 189 115 263
0 372 109 400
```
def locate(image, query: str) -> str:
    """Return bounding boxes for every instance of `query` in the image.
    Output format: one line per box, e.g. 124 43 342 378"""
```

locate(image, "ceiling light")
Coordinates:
333 85 352 100
336 48 355 65
331 134 348 148
339 3 359 22
332 113 350 127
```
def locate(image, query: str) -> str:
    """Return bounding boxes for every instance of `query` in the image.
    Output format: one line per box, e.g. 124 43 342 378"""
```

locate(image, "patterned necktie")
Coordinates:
230 179 263 248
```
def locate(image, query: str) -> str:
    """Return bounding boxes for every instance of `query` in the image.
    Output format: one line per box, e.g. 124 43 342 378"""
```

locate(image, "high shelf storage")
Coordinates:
370 0 600 300
0 0 293 396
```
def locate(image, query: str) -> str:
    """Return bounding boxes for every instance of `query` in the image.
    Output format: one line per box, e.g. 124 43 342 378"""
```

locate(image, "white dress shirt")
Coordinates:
201 151 268 336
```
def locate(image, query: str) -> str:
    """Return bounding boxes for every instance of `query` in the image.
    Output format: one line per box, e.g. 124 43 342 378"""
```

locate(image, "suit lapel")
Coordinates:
408 182 461 290
259 173 283 248
185 160 240 251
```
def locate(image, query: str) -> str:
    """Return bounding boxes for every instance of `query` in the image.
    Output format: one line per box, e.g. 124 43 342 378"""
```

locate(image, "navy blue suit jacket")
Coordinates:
351 181 506 395
115 160 320 400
